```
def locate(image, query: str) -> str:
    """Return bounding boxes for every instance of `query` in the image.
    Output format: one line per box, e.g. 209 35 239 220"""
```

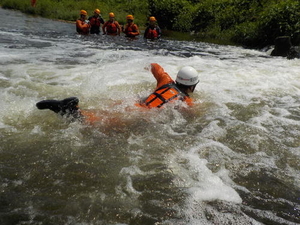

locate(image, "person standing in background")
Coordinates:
102 12 121 36
144 16 161 40
123 15 140 38
76 10 90 35
88 9 105 34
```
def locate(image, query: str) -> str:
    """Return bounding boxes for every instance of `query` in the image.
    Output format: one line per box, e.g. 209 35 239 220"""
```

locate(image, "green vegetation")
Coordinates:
1 0 300 48
0 0 149 26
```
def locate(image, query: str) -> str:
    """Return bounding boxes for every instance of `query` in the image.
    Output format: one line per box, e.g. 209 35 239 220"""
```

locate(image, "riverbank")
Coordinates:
1 0 300 48
0 5 236 47
0 5 234 46
0 0 147 29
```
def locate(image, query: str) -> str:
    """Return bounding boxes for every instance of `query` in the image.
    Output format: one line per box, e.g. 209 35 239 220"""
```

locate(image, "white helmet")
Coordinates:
176 66 199 86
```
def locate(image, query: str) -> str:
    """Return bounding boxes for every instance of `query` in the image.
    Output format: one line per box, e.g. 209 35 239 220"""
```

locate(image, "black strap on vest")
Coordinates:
145 82 187 108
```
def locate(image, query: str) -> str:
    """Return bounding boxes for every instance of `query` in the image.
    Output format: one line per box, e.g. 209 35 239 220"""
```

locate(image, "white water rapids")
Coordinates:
0 8 299 225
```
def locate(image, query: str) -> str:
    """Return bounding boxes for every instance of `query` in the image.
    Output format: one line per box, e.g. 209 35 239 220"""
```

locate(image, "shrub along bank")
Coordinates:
1 0 300 48
0 0 149 28
149 0 300 48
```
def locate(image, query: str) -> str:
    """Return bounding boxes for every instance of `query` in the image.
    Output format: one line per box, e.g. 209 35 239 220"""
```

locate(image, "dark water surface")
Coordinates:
0 8 299 225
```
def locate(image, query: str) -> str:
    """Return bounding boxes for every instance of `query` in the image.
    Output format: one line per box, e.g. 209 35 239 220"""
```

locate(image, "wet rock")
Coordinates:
271 36 300 59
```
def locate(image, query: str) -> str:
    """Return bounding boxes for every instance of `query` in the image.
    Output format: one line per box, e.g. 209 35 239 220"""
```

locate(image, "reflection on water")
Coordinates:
0 7 299 225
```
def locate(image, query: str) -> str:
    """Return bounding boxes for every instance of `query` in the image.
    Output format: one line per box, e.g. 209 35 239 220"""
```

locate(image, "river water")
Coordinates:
0 7 299 225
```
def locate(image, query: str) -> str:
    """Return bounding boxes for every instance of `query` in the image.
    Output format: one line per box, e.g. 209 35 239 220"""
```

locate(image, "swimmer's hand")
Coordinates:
144 65 151 71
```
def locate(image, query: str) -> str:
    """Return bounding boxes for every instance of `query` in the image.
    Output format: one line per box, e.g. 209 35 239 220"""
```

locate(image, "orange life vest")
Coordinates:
80 110 102 124
105 21 118 34
145 28 159 39
124 23 139 37
143 83 188 108
89 16 101 27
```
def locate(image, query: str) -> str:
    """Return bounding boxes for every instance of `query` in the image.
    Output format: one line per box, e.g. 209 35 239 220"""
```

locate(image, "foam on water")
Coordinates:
0 8 299 225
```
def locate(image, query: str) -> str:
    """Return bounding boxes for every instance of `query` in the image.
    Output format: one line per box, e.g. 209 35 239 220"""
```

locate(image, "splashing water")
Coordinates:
0 8 299 225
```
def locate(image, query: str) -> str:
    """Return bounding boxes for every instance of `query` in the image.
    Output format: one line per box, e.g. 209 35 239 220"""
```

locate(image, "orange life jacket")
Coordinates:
76 19 90 34
145 28 159 39
89 16 101 27
124 23 139 37
105 21 118 34
143 83 188 108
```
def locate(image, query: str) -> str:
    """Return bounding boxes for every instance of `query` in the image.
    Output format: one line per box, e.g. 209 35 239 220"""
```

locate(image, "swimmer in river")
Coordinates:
144 16 161 40
36 63 199 124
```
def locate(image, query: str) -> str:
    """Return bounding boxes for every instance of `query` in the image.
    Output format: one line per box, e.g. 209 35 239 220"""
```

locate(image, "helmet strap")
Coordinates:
189 85 196 93
176 82 197 93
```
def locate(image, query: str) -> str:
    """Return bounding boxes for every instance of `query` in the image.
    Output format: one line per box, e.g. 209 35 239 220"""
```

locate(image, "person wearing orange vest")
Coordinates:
144 17 161 40
137 63 199 108
123 15 140 38
76 10 90 35
102 12 121 36
35 64 198 123
88 9 105 34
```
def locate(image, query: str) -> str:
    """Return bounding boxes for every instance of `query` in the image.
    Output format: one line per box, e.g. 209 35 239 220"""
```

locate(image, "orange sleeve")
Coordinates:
80 110 102 125
115 21 121 35
76 20 81 28
76 20 83 29
116 21 121 28
126 24 139 36
150 63 174 89
76 20 90 33
116 22 121 31
184 96 194 106
133 24 140 36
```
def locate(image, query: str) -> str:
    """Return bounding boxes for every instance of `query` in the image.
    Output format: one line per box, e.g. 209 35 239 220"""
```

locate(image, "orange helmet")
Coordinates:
80 10 87 16
109 12 115 18
149 16 156 22
94 9 100 14
126 15 134 20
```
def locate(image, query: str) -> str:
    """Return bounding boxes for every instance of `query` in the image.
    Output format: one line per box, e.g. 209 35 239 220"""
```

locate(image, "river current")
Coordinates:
0 8 299 225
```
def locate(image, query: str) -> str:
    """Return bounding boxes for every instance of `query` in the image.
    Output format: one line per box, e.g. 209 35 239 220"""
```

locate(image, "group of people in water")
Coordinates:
76 9 161 40
37 10 199 124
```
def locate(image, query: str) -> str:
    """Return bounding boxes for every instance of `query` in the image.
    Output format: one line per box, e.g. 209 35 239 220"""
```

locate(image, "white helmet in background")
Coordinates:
176 66 199 86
